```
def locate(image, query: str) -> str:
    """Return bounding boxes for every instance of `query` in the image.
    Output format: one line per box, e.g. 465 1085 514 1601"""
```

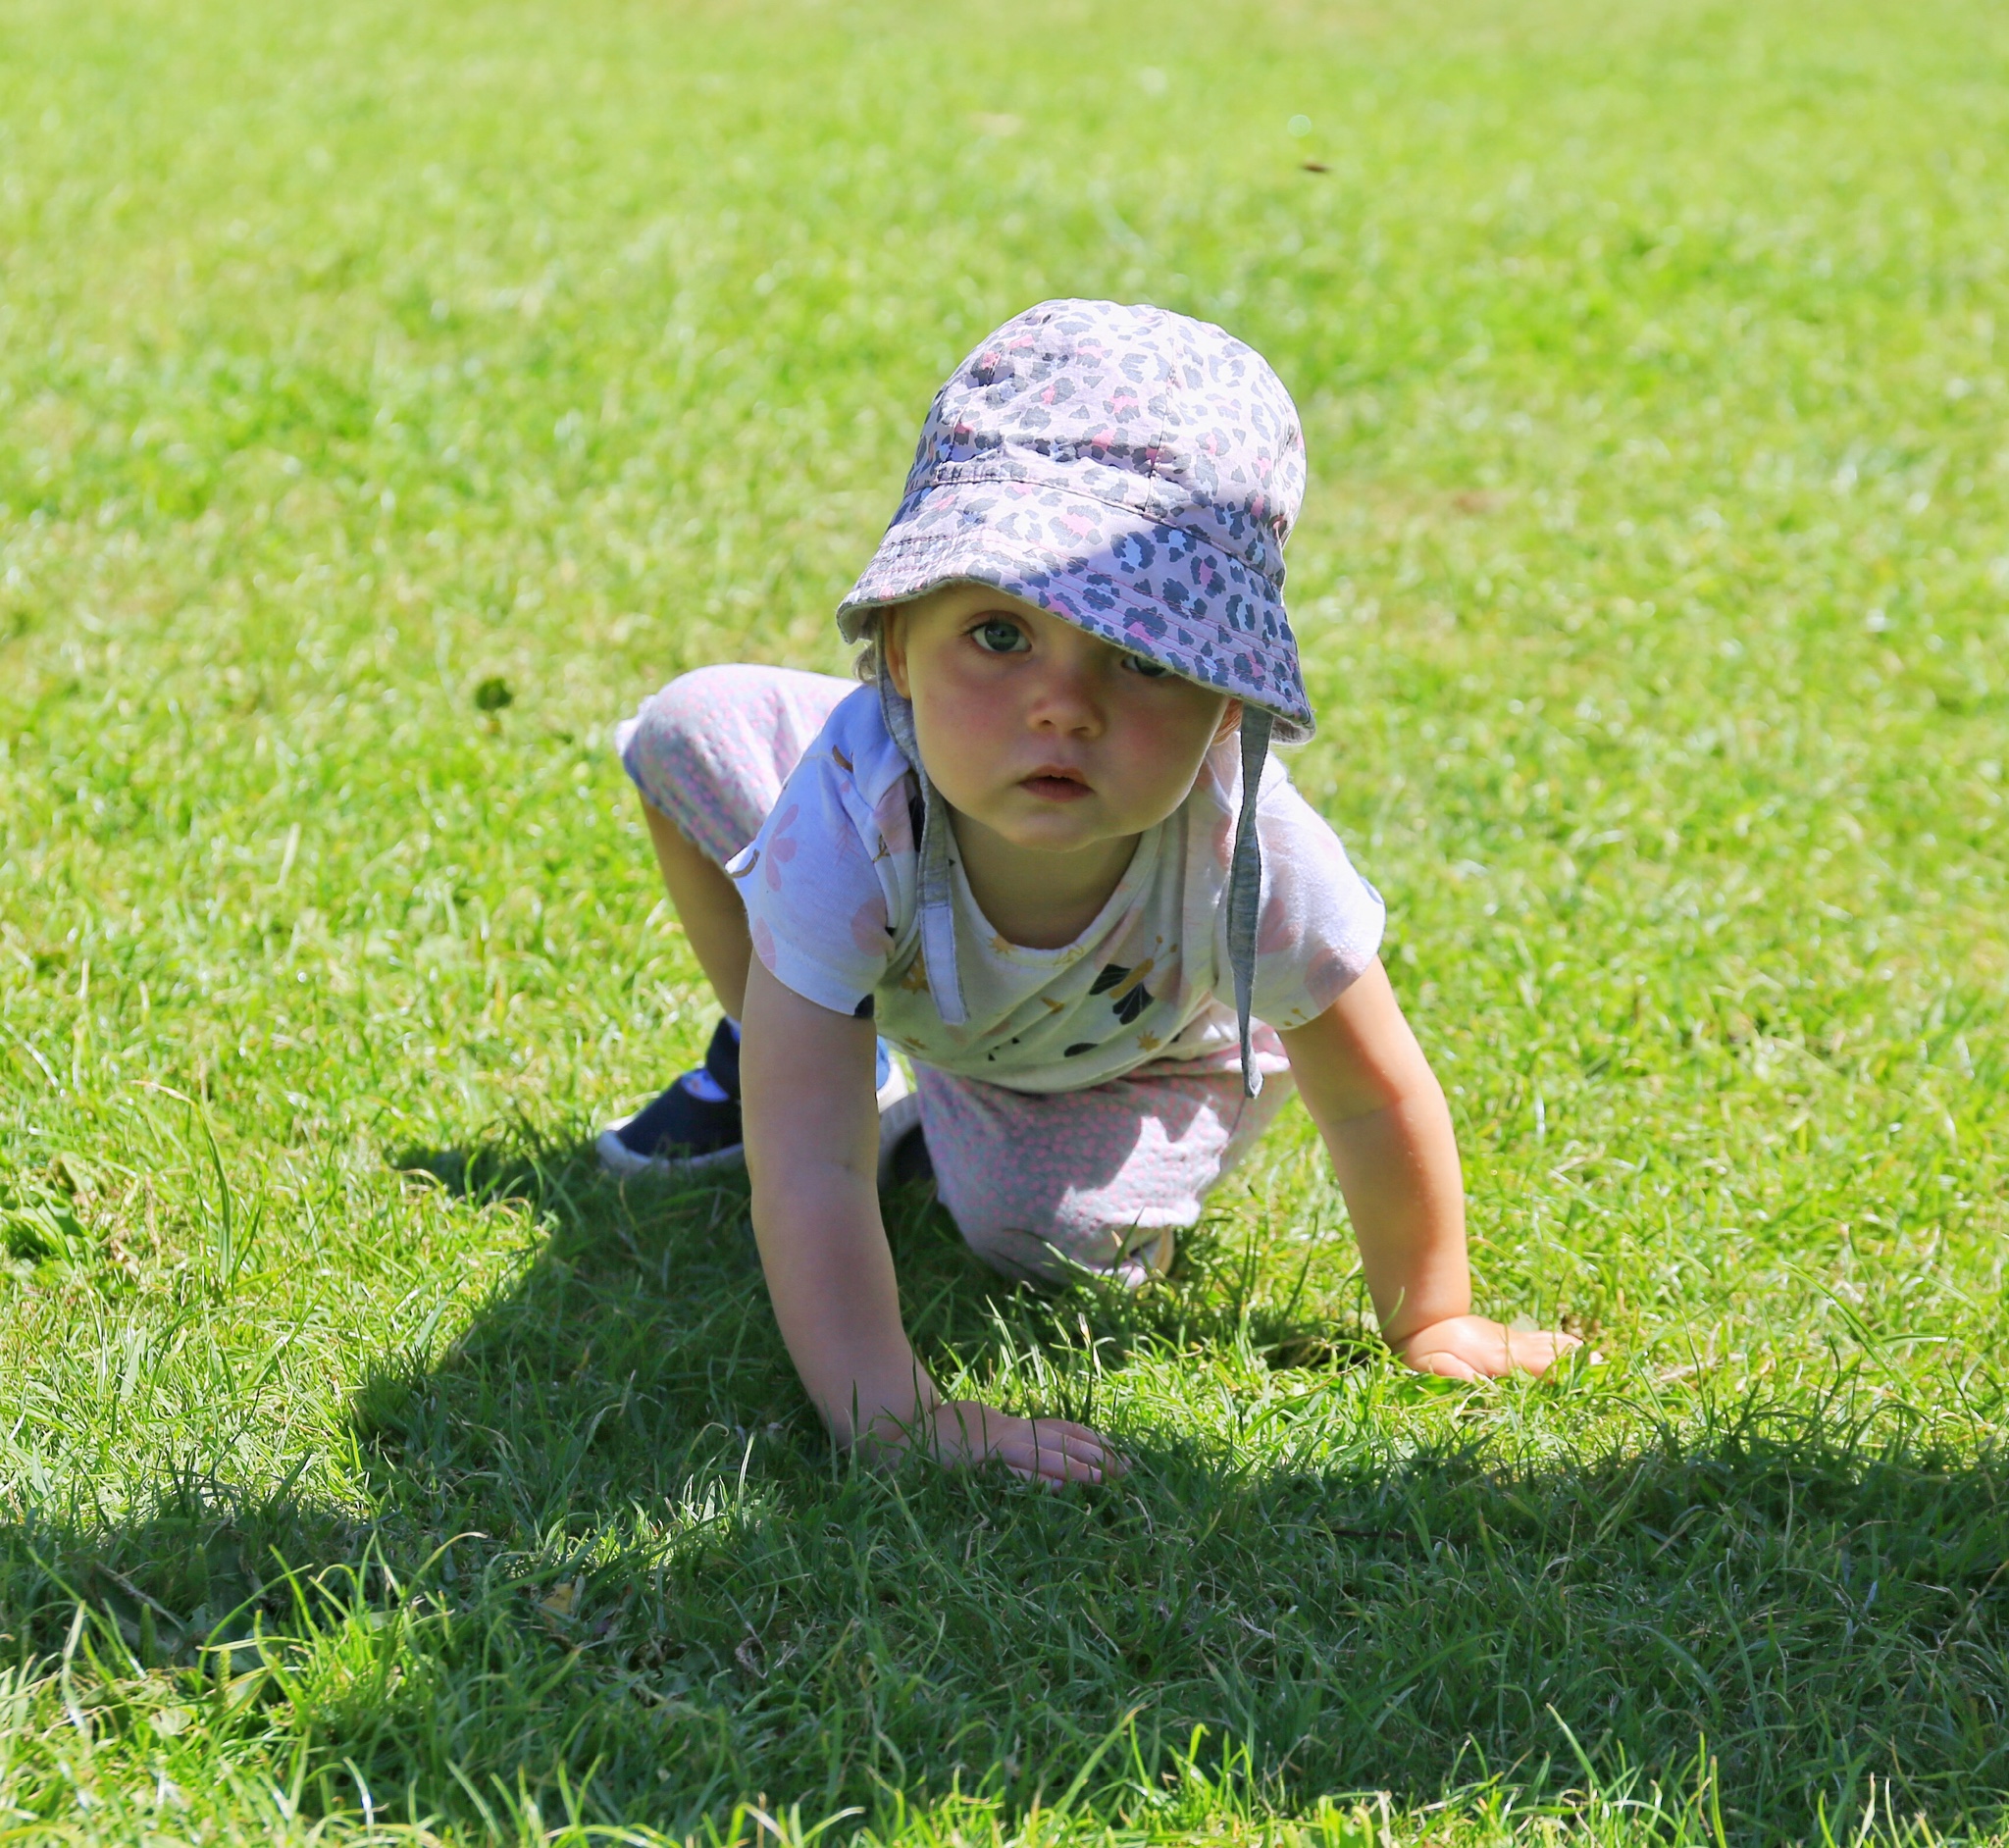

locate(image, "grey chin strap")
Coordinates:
1225 706 1274 1099
877 673 969 1027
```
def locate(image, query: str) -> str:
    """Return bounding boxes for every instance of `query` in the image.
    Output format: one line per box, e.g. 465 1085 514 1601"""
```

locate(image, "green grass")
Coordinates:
3 0 2008 1838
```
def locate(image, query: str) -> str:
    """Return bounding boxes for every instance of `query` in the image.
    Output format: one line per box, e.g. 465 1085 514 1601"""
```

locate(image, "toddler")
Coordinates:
606 301 1574 1483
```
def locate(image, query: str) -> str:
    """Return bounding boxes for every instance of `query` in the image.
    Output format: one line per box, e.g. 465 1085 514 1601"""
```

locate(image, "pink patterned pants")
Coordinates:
618 665 1295 1285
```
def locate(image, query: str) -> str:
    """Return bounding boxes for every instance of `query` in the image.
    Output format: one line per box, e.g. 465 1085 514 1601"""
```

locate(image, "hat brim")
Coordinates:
837 479 1314 741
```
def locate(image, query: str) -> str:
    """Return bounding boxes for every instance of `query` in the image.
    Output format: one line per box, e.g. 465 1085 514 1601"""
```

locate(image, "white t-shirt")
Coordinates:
725 685 1383 1094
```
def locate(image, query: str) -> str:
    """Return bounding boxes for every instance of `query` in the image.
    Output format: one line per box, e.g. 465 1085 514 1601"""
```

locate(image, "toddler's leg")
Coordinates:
642 808 754 1018
618 664 853 1015
914 1032 1296 1287
602 664 865 1175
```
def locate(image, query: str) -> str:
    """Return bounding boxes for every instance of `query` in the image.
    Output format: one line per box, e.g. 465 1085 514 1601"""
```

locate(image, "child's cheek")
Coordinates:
915 675 1010 793
1121 702 1215 805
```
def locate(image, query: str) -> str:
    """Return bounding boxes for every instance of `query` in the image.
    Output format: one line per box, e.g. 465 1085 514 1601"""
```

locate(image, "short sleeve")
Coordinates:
1222 779 1386 1031
725 746 899 1020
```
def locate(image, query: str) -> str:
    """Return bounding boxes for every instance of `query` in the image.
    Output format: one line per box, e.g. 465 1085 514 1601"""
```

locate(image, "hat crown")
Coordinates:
842 297 1314 739
905 300 1306 590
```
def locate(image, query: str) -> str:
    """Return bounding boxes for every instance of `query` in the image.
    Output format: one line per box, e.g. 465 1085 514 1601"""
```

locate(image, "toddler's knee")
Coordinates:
951 1206 1176 1291
633 664 759 758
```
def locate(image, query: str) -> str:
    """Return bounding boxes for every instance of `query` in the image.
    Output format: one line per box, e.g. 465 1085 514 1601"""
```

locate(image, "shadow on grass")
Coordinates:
7 1125 2007 1840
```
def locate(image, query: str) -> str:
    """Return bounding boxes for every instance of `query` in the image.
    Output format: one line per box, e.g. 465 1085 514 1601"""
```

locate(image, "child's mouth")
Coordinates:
1021 770 1091 802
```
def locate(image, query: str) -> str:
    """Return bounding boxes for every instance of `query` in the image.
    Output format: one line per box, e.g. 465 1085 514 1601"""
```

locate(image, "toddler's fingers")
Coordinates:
1029 1418 1121 1458
1511 1329 1583 1376
1001 1446 1102 1487
1006 1424 1119 1486
1048 1423 1131 1478
1412 1351 1483 1382
1032 1431 1112 1481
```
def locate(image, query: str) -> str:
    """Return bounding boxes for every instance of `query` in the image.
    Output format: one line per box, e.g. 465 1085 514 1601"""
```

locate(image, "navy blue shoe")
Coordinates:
597 1018 745 1176
599 1021 910 1179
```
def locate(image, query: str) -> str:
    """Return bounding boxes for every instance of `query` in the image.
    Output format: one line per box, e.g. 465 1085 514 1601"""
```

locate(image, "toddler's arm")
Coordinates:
739 957 1120 1482
1280 958 1576 1379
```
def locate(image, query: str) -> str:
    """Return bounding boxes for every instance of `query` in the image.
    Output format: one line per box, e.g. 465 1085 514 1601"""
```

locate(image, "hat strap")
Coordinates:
877 674 969 1027
1226 706 1273 1099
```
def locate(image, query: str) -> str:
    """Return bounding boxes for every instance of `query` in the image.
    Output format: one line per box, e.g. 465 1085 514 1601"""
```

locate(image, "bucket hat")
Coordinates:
838 299 1314 1095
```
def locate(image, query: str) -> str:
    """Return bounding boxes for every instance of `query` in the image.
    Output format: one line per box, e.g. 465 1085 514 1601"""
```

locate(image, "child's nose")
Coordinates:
1027 661 1103 734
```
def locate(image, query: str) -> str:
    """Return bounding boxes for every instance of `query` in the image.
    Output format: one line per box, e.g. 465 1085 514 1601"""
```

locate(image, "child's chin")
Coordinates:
998 817 1114 854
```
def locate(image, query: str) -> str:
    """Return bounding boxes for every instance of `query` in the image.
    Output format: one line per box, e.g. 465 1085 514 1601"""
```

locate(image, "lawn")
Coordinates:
2 0 2007 1838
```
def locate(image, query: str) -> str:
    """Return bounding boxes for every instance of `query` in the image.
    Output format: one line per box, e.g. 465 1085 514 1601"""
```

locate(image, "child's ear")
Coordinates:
880 610 912 698
1213 698 1244 747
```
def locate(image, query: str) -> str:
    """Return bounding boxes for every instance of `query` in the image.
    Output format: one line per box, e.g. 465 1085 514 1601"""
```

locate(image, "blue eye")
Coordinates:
971 617 1029 654
1122 651 1170 678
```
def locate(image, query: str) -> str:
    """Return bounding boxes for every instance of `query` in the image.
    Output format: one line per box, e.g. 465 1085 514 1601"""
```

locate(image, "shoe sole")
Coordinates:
594 1128 747 1180
598 1061 914 1183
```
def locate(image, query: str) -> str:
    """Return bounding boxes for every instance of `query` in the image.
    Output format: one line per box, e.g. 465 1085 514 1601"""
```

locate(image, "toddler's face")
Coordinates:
882 585 1236 857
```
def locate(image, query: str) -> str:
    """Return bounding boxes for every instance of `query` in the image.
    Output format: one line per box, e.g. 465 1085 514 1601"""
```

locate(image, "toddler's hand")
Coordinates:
914 1399 1125 1486
1392 1314 1580 1380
